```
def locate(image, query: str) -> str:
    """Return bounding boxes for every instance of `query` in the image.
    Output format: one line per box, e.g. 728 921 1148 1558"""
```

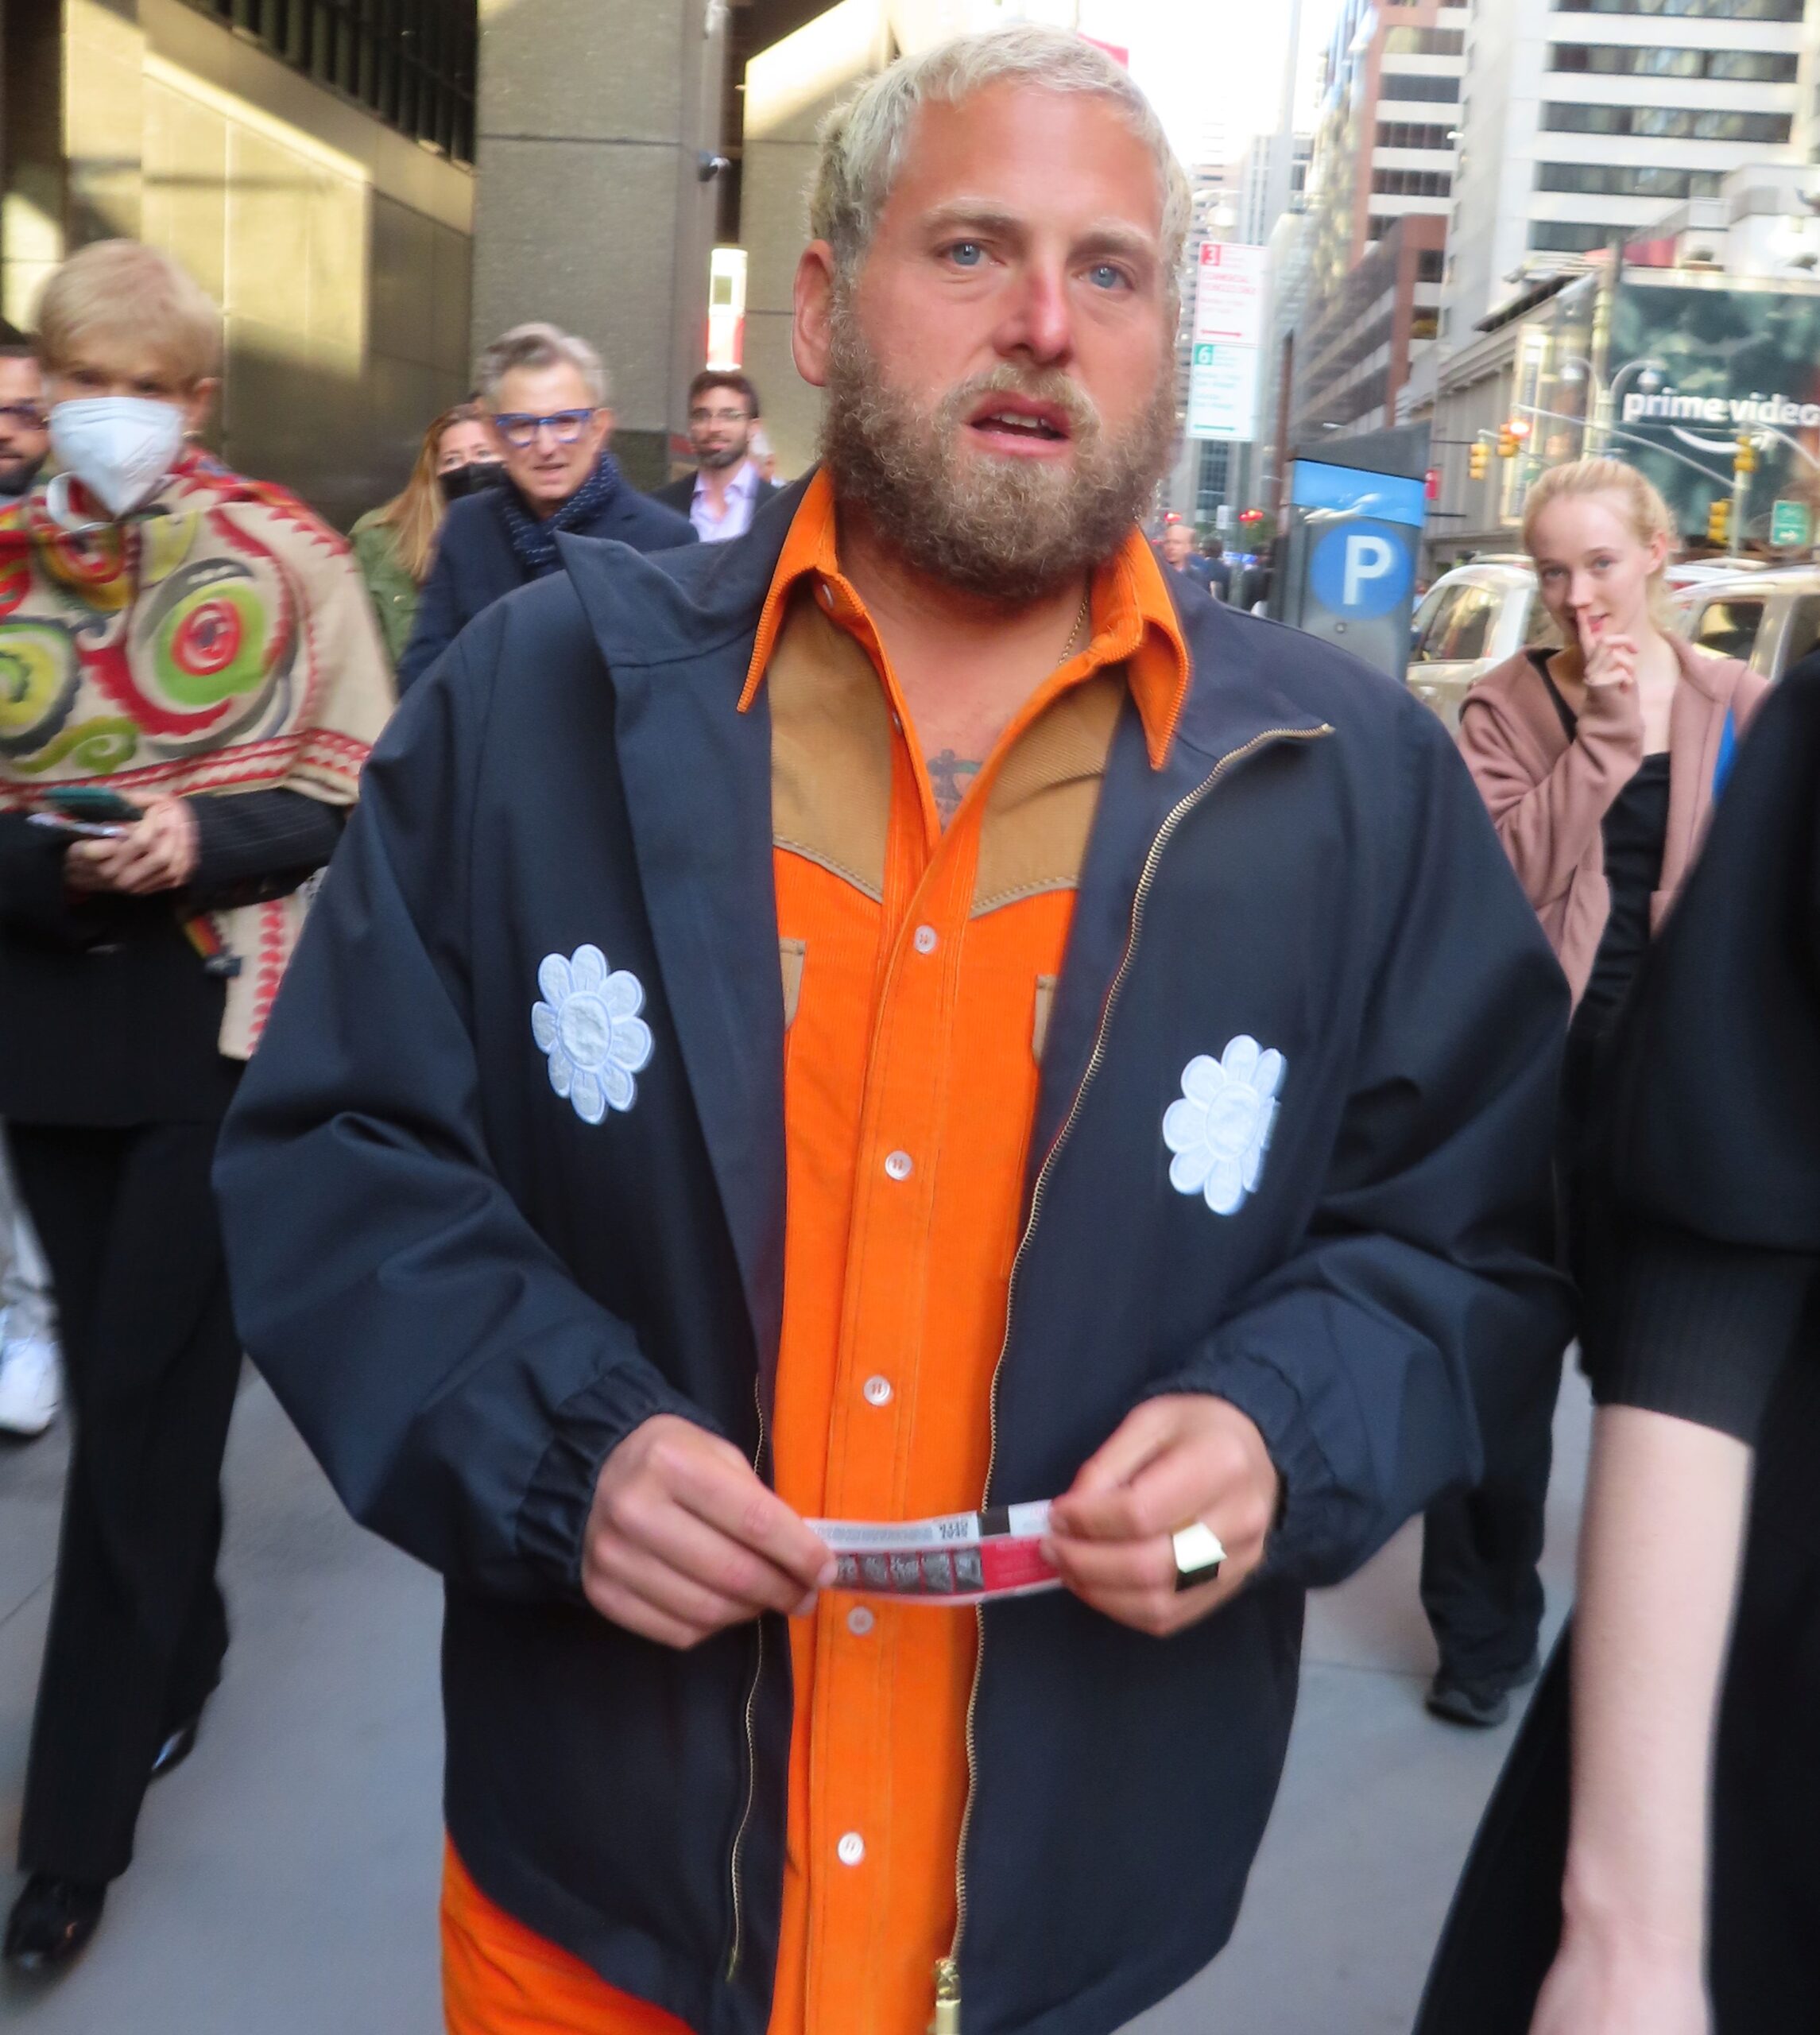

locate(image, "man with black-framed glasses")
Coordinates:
0 347 48 503
397 322 694 692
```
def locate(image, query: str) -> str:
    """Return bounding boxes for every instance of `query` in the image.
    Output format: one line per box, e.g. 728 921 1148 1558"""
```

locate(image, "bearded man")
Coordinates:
218 28 1570 2035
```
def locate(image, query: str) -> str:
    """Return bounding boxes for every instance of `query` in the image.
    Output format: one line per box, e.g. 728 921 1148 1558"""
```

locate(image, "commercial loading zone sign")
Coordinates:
1188 242 1265 442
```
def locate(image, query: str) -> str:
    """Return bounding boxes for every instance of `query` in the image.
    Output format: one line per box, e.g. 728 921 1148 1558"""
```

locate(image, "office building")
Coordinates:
1445 0 1806 338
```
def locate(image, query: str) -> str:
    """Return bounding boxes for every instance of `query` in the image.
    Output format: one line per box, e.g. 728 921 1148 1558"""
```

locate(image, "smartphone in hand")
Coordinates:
44 787 142 824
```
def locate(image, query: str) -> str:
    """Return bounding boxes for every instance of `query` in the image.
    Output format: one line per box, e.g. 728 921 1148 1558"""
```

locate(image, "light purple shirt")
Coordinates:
689 459 762 543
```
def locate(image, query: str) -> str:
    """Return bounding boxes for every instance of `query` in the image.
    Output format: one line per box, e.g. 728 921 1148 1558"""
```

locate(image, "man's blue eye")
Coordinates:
1087 263 1127 289
947 242 985 267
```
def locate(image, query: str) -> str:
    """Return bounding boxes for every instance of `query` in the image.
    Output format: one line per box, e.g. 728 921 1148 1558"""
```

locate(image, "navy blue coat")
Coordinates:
396 462 694 692
219 480 1570 2035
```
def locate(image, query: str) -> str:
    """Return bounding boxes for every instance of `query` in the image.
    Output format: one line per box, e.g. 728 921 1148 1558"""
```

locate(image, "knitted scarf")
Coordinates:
498 452 623 576
0 451 394 1058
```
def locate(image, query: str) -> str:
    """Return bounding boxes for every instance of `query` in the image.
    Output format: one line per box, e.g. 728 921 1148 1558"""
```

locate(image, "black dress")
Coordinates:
1416 664 1820 2033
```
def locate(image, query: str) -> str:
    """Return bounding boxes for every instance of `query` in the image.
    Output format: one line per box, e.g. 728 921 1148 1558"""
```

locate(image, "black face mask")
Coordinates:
439 460 505 505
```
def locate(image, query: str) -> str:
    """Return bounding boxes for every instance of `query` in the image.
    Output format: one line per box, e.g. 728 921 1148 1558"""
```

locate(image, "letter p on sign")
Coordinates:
1342 533 1396 608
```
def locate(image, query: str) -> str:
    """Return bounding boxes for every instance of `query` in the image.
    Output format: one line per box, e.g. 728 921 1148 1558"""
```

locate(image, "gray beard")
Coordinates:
819 296 1177 604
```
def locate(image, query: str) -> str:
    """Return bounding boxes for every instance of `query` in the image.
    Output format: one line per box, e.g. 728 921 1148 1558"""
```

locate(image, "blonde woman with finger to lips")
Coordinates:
1415 460 1771 2033
1418 460 1769 1738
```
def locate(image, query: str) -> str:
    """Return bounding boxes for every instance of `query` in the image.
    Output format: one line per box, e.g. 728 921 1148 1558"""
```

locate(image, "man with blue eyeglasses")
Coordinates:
397 323 695 692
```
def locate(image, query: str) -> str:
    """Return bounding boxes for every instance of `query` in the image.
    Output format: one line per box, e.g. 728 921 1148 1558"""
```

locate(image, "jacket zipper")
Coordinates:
726 1377 769 1981
933 723 1332 2033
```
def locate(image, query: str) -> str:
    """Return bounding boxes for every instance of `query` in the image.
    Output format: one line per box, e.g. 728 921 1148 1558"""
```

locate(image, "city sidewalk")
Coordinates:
0 1370 1590 2034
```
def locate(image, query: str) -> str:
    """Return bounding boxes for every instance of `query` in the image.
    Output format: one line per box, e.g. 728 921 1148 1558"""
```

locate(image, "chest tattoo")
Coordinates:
927 749 982 828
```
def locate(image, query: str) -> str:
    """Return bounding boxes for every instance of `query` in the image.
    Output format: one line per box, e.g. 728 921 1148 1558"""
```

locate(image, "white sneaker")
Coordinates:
0 1338 60 1437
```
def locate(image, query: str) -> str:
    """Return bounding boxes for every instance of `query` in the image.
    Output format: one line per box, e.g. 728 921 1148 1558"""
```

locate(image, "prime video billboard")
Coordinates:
1607 280 1820 544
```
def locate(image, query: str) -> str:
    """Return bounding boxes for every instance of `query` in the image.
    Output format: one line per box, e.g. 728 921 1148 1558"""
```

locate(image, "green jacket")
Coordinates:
350 509 419 665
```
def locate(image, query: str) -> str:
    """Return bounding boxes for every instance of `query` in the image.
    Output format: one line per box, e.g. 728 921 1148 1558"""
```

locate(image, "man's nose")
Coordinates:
993 261 1074 365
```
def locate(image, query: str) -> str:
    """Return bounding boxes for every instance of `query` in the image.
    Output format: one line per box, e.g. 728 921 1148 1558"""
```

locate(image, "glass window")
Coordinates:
1690 599 1766 664
1528 222 1613 254
1378 72 1462 102
1551 42 1798 81
1409 586 1461 664
1556 0 1800 15
175 0 478 163
1536 163 1722 200
1384 25 1466 53
1438 586 1497 663
1776 596 1820 675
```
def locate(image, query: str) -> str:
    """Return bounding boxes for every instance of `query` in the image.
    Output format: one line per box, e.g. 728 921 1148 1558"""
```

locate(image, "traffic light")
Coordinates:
1497 425 1518 459
1469 440 1489 482
1707 498 1731 547
1734 432 1757 475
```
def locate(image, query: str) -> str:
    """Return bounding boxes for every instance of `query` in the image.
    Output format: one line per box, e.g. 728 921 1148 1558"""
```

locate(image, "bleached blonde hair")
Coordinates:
36 239 222 386
811 26 1194 312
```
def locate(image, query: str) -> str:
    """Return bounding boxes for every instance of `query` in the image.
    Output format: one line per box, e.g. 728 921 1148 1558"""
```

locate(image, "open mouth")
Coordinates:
967 398 1071 448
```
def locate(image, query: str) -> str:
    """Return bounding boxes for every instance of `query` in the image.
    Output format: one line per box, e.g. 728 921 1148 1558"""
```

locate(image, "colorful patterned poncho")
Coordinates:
0 451 394 1057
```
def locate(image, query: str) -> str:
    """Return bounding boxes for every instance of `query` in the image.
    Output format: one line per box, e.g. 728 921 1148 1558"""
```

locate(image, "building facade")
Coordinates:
1443 0 1806 341
2 0 477 530
1288 0 1463 447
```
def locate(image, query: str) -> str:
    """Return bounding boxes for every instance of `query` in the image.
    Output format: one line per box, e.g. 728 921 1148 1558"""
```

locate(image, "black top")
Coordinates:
0 789 344 1128
1576 752 1669 1037
1584 660 1820 1470
397 467 695 692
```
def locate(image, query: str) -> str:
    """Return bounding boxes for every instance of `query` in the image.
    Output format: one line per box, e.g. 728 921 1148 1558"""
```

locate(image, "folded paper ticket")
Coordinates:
807 1502 1061 1605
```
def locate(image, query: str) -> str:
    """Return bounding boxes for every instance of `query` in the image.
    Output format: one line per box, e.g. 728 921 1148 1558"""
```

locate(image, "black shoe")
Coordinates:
1425 1648 1542 1730
150 1711 201 1781
3 1874 105 1971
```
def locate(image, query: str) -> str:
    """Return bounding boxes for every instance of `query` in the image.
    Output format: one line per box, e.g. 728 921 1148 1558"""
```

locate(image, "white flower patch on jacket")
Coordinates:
532 945 653 1123
1162 1036 1284 1216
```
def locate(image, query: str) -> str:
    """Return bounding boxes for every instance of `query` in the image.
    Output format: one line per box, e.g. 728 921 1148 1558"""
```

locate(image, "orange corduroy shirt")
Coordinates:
443 472 1190 2035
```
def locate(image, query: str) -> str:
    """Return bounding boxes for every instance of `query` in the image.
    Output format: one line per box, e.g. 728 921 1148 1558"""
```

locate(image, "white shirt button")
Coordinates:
885 1149 913 1180
846 1606 875 1636
837 1832 865 1866
913 924 939 955
862 1374 893 1407
817 581 835 610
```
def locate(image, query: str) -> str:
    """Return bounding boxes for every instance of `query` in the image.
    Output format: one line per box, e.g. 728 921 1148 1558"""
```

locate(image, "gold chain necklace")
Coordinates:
1057 579 1092 665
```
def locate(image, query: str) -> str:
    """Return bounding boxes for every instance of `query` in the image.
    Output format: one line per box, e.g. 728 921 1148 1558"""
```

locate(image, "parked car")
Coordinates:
1404 560 1546 729
1671 564 1820 683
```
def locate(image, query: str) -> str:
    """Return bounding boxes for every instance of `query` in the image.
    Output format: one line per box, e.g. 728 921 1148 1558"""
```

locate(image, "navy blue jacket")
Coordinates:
218 480 1570 2035
396 461 694 692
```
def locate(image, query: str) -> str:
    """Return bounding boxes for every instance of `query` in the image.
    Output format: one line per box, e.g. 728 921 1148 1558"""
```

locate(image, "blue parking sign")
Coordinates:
1309 519 1413 620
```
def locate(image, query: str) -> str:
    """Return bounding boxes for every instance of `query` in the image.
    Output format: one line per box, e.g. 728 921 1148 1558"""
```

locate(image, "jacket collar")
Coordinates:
556 492 1328 1353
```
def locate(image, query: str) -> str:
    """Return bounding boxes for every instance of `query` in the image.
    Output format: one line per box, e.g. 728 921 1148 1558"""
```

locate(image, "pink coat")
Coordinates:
1457 635 1769 1006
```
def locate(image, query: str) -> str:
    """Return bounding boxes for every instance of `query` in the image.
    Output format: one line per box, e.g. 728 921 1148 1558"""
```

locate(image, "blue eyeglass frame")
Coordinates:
490 408 599 448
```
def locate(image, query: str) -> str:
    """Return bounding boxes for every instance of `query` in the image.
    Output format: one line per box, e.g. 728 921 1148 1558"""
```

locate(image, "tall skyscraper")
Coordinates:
1445 0 1806 339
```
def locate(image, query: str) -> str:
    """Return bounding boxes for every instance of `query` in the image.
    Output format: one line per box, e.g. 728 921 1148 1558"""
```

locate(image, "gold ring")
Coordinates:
1171 1521 1226 1594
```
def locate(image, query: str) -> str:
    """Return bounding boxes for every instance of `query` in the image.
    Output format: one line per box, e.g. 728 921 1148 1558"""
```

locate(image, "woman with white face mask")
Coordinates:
0 240 393 1972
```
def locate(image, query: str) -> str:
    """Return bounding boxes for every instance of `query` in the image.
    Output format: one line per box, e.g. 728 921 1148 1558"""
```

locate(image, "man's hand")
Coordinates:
1044 1394 1280 1637
582 1414 836 1650
64 798 199 895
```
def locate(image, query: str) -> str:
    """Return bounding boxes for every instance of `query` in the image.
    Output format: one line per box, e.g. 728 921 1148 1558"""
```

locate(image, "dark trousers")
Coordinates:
1417 1485 1820 2031
8 1118 241 1885
1419 1341 1561 1685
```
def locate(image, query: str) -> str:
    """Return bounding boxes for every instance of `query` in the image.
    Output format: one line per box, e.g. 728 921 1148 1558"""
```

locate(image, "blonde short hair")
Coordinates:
1522 457 1678 627
36 239 223 386
812 25 1193 310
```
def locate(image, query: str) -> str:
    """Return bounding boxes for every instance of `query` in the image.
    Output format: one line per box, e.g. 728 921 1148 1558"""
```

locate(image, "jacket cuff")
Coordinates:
1585 1218 1816 1446
517 1360 726 1599
0 814 92 945
1142 1344 1339 1580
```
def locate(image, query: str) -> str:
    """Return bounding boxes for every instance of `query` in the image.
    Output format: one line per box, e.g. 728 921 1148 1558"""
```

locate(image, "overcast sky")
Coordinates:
1074 0 1344 168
